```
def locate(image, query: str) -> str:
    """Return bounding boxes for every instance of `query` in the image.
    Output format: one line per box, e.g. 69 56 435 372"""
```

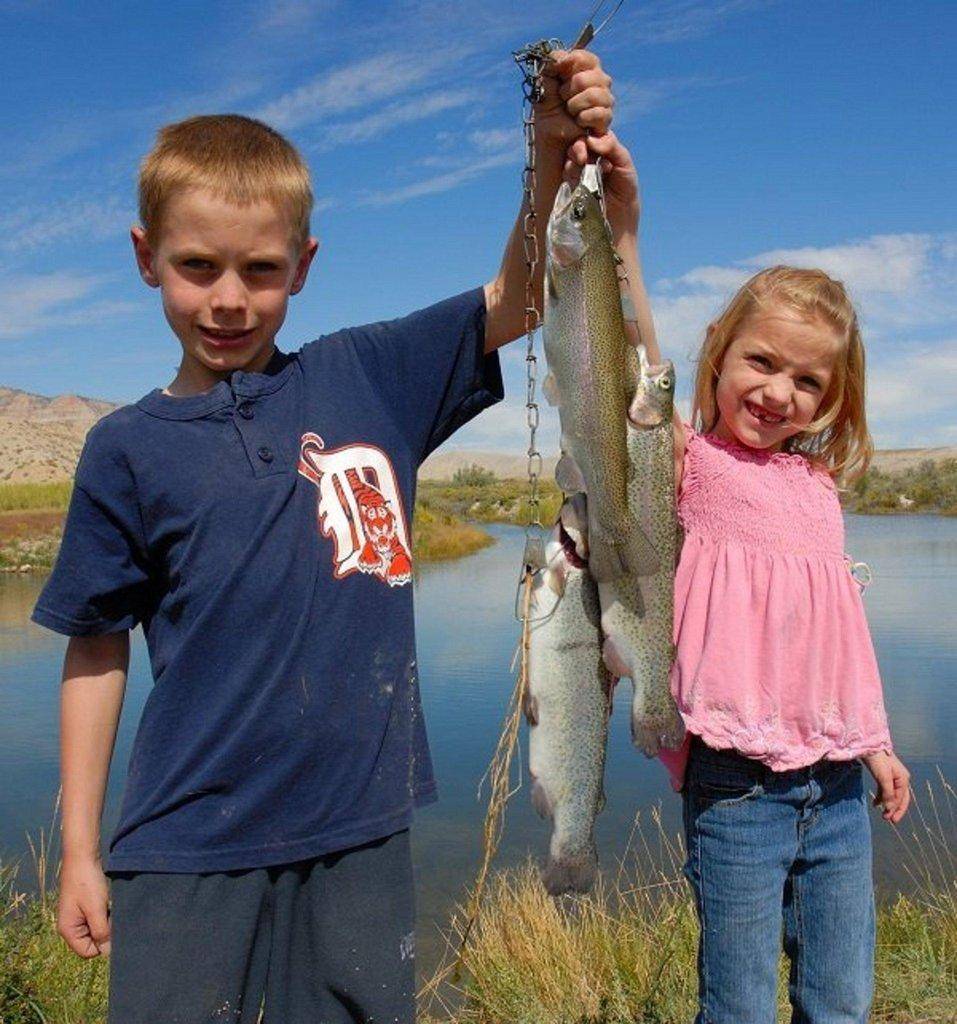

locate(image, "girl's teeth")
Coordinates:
748 402 783 423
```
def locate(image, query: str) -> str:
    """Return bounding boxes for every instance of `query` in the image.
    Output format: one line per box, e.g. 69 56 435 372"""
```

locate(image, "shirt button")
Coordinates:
257 446 274 463
237 402 254 420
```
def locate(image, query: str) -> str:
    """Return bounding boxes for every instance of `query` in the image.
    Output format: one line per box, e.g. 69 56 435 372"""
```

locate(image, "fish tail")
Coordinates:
631 700 687 758
542 845 598 896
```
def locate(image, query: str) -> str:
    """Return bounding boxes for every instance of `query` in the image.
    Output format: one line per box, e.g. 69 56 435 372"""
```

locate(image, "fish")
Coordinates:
525 493 613 895
598 344 686 757
542 162 659 585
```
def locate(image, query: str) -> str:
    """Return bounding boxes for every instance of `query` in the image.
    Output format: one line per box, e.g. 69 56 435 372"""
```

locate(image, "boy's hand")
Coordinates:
58 854 111 958
536 49 614 154
862 751 911 824
563 129 640 243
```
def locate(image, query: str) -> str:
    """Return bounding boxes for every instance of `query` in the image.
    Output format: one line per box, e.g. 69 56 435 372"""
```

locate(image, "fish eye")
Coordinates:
658 377 673 391
572 199 586 220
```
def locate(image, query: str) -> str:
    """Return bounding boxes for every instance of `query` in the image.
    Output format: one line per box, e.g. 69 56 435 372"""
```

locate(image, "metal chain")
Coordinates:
512 41 558 581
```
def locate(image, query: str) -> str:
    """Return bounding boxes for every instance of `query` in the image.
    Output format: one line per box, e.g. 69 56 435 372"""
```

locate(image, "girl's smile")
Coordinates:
711 303 842 452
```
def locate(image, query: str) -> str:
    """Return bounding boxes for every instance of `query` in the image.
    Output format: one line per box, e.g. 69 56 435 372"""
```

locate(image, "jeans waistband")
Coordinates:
688 735 858 778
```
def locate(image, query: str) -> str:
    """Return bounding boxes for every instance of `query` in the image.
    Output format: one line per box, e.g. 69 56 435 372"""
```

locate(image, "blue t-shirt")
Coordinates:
32 287 502 873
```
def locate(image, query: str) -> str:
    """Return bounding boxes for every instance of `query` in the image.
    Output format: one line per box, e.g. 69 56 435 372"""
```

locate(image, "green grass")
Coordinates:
414 504 495 563
0 481 72 513
844 459 957 516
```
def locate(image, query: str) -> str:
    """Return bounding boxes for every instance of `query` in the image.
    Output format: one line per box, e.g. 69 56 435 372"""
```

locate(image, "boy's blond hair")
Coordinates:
691 265 873 485
138 114 313 248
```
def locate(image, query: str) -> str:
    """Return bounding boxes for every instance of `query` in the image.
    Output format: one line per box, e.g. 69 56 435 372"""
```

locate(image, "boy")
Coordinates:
33 51 616 1023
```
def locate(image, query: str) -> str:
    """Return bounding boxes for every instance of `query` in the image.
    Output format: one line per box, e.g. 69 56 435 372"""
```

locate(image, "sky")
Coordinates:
1 0 956 453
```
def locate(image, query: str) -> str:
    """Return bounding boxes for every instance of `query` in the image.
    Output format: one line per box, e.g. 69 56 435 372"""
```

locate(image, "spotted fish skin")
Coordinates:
526 495 612 896
598 346 685 757
543 164 658 585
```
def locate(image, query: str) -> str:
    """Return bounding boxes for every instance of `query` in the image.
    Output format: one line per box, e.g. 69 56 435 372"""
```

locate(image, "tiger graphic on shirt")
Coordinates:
297 432 412 587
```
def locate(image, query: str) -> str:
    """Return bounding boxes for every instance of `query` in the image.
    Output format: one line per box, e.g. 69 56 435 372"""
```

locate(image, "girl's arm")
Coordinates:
58 632 130 958
569 131 687 488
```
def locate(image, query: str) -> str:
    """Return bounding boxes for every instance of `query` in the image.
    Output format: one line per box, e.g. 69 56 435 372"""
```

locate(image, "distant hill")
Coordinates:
419 445 957 480
0 385 953 485
0 387 119 483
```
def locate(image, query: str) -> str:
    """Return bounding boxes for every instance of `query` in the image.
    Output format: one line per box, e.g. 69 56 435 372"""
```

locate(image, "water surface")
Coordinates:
2 514 954 975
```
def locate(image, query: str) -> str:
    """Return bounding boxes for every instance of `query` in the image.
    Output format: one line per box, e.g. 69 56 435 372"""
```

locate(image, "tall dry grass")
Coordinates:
1 784 953 1023
422 782 957 1024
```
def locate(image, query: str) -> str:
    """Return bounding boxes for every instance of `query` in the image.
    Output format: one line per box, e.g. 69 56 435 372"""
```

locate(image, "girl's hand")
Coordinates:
564 130 640 244
58 854 111 958
862 751 911 824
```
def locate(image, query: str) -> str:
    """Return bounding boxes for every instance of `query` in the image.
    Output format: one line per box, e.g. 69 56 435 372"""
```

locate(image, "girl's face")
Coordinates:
712 303 842 451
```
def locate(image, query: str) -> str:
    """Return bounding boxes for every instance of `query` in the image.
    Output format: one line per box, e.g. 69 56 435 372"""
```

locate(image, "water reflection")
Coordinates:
2 515 955 975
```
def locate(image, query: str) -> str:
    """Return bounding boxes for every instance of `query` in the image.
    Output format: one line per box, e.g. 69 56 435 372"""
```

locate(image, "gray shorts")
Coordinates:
107 829 415 1024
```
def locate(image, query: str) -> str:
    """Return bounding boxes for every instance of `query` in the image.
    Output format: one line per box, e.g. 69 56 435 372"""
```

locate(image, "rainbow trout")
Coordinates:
543 163 658 585
598 345 685 757
525 494 612 895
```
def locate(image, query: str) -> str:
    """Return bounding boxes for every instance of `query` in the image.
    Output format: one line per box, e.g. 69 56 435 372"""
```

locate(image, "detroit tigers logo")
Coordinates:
298 433 413 587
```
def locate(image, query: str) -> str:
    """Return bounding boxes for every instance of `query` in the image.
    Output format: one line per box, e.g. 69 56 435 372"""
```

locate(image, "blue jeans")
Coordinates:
682 737 875 1024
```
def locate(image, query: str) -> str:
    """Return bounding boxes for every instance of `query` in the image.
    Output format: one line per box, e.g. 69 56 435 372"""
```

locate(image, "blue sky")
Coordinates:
2 0 955 451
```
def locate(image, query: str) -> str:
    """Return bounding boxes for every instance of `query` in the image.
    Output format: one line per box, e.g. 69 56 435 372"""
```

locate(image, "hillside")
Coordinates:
0 387 119 483
0 385 954 485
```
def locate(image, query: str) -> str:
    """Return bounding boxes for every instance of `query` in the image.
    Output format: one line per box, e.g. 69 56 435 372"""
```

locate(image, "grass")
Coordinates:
0 786 953 1023
0 481 497 572
844 458 957 516
413 504 495 564
0 482 72 513
421 781 957 1024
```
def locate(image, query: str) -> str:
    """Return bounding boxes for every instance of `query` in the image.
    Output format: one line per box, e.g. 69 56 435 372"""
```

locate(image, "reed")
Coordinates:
422 781 957 1024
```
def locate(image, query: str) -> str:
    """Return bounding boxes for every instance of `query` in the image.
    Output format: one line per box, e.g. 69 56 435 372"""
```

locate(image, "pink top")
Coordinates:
659 427 894 790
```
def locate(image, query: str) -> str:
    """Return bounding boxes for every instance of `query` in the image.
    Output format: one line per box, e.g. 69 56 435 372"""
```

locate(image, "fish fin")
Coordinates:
522 691 539 727
623 528 661 577
555 452 586 494
601 635 632 680
597 790 606 814
546 261 559 300
530 778 554 821
542 372 561 407
589 533 659 583
542 846 598 896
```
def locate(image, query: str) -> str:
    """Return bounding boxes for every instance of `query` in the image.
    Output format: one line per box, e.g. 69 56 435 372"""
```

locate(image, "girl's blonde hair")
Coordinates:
138 114 313 249
691 265 873 484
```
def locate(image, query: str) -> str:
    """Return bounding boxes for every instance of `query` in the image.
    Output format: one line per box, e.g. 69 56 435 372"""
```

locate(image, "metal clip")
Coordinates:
847 559 873 593
570 0 626 50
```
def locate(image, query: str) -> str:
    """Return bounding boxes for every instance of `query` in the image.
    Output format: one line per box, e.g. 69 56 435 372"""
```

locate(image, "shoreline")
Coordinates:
2 466 955 575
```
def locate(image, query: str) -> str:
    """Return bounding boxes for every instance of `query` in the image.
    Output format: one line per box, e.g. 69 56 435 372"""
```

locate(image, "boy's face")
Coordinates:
131 188 317 392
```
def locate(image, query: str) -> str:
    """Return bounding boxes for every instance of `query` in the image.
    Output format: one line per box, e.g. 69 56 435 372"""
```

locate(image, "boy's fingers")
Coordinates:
567 137 589 166
585 131 628 166
559 69 613 102
547 49 602 79
565 85 614 119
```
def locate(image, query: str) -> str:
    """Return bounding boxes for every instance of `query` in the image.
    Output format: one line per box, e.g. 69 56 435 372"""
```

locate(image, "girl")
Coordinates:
566 129 911 1024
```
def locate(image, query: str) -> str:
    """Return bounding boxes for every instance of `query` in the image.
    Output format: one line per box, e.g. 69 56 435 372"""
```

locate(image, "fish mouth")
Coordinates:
558 519 587 569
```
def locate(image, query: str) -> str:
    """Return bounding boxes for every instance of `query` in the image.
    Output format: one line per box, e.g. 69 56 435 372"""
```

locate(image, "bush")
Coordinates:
451 464 498 487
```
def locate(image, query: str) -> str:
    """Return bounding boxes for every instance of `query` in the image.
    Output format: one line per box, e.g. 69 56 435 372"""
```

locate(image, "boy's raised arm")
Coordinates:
483 49 614 352
58 632 130 958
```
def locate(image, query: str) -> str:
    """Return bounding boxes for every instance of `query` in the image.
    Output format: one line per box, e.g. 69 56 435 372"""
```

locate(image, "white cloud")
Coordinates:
0 194 132 254
311 89 478 151
746 234 935 296
0 273 136 340
254 49 468 130
356 150 516 207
